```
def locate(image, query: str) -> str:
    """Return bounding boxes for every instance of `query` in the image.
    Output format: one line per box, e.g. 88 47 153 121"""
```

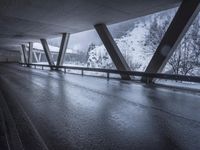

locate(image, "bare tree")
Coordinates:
145 10 200 76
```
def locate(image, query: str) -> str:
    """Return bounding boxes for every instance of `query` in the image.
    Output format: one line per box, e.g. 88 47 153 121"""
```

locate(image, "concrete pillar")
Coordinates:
28 42 33 65
142 0 200 83
21 44 27 64
38 53 42 62
94 23 131 80
56 33 70 66
20 49 25 63
40 39 55 69
33 51 39 63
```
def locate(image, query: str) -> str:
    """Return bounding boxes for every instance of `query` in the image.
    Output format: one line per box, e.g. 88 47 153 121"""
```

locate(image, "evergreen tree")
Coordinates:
86 43 96 67
144 10 200 76
144 14 172 54
168 14 200 76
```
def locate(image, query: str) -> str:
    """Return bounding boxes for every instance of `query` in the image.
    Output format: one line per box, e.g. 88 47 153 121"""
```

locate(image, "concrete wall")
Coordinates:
0 49 21 62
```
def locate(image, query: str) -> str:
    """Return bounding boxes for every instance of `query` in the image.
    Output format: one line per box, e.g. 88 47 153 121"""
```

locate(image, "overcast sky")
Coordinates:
68 29 102 51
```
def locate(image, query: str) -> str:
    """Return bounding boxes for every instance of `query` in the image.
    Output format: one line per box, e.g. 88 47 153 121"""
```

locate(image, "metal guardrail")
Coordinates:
19 63 200 83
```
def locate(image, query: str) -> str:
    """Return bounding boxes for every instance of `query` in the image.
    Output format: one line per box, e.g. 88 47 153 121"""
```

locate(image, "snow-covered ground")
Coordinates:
157 80 200 90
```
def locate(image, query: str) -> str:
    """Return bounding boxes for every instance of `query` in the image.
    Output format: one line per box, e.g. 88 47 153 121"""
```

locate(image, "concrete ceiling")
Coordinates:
0 0 181 50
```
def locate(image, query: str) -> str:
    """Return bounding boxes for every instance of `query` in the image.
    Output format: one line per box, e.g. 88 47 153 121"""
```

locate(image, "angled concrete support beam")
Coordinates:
38 53 42 62
28 42 33 65
56 33 70 66
21 44 27 64
142 0 200 83
94 23 131 80
40 39 55 69
20 49 25 63
33 51 39 63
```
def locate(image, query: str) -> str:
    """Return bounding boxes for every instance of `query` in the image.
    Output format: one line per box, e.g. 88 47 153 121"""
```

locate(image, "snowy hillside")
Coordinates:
87 7 200 76
87 23 151 71
116 22 151 71
86 8 178 71
87 19 167 71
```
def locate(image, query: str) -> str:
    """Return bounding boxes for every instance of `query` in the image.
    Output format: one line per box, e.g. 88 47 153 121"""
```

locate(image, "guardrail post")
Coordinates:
107 72 110 80
81 70 84 76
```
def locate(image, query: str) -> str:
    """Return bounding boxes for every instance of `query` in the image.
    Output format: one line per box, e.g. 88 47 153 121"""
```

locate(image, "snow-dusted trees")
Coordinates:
86 43 114 69
189 18 200 68
86 43 96 67
145 9 200 76
168 14 200 76
86 43 98 68
144 12 174 53
86 23 147 71
168 42 196 75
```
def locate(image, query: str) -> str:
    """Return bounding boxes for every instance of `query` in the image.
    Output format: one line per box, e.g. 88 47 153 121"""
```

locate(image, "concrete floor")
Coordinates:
0 64 200 150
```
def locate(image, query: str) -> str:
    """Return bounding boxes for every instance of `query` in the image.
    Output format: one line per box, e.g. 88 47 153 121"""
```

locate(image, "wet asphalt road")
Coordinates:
0 64 200 150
